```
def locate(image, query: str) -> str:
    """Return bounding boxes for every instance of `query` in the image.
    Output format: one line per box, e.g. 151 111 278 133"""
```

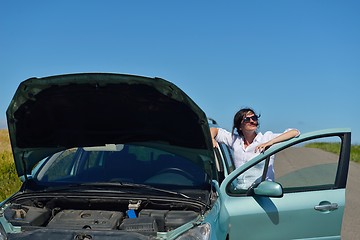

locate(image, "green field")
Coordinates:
305 142 360 163
0 129 359 202
0 129 21 201
0 150 21 201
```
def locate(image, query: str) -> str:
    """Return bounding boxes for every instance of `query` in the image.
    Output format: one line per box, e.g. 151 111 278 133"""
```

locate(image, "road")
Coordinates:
342 161 360 239
274 147 359 239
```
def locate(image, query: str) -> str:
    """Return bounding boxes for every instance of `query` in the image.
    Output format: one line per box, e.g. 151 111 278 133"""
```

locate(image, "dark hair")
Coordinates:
232 108 260 137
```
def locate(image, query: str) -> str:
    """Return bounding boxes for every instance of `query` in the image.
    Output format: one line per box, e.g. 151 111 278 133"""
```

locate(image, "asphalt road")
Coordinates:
341 161 360 240
274 148 359 239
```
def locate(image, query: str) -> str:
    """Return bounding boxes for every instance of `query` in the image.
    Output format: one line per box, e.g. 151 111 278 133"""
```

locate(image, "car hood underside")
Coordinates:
6 73 214 176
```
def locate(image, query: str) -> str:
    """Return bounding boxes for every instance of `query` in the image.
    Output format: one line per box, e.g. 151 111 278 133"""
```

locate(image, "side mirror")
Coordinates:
252 181 283 198
19 175 33 182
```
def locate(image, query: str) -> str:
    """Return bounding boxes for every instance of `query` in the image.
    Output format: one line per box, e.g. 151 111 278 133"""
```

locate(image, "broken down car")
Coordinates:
0 73 351 239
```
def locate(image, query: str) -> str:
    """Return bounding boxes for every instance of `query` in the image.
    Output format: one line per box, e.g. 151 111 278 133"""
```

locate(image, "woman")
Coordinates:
210 108 300 189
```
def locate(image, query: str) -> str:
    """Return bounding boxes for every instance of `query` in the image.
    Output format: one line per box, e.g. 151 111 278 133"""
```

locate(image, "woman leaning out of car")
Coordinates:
210 107 300 189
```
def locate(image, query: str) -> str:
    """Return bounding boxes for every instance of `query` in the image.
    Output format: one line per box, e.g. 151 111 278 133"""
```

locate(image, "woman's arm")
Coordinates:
210 127 219 147
256 129 300 153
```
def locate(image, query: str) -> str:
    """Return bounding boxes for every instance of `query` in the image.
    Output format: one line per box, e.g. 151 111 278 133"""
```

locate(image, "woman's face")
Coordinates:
240 112 258 132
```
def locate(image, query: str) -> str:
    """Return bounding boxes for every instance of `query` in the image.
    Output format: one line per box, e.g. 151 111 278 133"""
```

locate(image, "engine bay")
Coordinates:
2 195 203 236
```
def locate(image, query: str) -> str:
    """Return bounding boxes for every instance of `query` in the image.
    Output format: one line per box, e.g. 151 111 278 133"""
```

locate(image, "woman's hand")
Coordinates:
210 127 219 148
255 141 273 153
212 138 219 148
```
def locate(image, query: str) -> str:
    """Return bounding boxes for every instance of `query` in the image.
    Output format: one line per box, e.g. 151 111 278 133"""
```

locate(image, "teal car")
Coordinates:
0 73 350 239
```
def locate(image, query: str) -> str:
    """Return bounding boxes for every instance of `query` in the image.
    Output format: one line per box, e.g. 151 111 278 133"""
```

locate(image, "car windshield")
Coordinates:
34 143 211 190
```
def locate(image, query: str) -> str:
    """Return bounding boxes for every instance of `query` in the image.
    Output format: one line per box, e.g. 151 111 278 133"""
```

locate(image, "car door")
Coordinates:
220 128 351 240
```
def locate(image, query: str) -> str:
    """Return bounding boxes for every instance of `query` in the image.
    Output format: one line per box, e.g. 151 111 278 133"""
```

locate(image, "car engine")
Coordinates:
2 196 203 239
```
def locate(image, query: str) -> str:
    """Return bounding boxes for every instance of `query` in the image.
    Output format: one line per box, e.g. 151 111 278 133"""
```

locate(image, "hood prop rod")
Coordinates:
22 152 28 181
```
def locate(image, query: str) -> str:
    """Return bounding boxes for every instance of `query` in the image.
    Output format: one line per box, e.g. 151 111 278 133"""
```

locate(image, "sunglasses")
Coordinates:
242 115 259 123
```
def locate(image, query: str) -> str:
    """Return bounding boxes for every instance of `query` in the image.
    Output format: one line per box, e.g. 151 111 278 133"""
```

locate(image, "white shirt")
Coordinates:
215 128 292 189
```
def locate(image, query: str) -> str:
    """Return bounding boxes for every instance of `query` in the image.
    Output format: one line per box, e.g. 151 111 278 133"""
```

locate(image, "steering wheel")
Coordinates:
150 167 197 183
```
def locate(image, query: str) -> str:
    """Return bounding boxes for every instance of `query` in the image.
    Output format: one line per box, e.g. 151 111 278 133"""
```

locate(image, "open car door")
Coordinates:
220 128 351 239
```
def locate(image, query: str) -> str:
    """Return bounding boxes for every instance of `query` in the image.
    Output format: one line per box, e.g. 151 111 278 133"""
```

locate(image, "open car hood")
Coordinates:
7 73 215 177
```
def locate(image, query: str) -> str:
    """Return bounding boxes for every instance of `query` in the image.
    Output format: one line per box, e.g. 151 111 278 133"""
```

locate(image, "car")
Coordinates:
0 73 351 240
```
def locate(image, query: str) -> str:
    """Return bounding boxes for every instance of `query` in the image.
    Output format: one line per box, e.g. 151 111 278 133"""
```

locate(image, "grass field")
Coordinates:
0 129 21 201
0 129 11 152
0 129 359 201
306 142 360 163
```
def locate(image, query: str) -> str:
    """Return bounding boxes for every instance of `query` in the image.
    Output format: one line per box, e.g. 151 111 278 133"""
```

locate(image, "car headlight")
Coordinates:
175 223 211 240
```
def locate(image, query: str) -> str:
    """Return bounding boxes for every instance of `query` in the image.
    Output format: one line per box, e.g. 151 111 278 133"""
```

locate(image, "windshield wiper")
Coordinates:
43 182 191 199
120 182 191 199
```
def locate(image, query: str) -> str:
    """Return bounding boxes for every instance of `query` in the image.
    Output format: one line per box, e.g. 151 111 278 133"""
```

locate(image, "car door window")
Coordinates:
274 136 341 192
228 135 345 194
219 143 235 174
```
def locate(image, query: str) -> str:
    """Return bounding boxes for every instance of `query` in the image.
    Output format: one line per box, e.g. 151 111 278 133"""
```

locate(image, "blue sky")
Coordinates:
1 1 359 144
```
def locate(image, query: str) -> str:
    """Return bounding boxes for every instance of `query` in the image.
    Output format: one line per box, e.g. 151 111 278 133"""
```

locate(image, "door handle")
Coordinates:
314 203 338 212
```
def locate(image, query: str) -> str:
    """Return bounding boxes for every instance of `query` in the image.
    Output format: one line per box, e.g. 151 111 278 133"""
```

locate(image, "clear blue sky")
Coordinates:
1 1 359 144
